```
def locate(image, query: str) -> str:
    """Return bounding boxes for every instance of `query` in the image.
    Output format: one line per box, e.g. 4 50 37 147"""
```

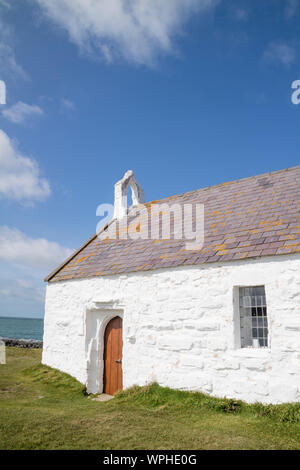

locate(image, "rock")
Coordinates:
1 338 43 349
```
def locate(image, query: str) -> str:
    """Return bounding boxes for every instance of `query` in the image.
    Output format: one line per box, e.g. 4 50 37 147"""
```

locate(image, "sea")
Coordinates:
0 316 44 341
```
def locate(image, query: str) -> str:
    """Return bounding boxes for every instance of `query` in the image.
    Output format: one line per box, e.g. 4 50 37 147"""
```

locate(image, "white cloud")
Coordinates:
0 269 46 316
60 98 75 112
0 226 73 317
285 0 298 18
0 129 50 201
263 41 296 67
0 278 45 302
0 17 28 80
2 101 44 124
0 226 73 271
0 1 11 10
35 0 219 66
233 9 248 22
0 43 28 80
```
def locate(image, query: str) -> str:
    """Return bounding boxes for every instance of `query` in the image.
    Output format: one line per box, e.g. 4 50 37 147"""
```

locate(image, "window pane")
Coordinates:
257 317 263 327
262 307 267 316
239 286 268 348
257 307 263 316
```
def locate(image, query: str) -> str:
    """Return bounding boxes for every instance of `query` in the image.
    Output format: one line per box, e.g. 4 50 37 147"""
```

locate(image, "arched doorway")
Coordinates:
103 316 123 395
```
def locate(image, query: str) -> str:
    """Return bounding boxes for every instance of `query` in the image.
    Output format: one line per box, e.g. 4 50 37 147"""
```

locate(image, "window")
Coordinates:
239 286 268 348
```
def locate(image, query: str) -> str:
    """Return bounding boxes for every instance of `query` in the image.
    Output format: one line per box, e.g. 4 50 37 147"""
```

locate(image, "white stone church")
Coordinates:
43 166 300 403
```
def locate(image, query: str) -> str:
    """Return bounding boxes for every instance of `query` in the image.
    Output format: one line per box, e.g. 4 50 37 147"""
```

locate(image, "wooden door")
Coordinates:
103 316 123 395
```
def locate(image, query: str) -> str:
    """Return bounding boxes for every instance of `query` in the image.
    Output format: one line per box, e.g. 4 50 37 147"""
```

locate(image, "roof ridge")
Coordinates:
146 165 300 205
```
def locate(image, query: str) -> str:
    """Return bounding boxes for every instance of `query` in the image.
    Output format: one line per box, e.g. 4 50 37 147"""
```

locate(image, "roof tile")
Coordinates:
46 166 300 282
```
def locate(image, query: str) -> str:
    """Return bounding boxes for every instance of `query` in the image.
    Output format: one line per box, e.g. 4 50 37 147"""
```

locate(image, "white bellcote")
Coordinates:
113 170 144 220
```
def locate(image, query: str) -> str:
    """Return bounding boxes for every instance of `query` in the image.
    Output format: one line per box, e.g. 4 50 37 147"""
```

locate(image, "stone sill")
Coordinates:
232 347 271 359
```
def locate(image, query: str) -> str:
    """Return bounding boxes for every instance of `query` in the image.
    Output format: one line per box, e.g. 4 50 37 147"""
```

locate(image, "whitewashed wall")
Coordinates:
42 253 300 404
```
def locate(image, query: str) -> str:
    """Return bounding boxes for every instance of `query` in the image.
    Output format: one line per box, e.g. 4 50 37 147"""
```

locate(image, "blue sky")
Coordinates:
0 0 299 318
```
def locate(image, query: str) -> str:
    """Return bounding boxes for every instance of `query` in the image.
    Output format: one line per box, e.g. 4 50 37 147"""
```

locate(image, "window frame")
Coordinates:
233 285 270 350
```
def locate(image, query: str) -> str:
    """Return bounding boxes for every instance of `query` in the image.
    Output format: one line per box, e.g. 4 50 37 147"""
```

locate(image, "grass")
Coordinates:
0 348 299 450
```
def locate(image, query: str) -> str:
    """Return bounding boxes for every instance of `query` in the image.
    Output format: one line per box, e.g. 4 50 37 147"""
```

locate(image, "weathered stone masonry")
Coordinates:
43 252 300 404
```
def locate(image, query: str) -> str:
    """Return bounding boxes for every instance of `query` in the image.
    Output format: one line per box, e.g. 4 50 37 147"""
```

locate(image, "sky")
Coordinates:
0 0 299 318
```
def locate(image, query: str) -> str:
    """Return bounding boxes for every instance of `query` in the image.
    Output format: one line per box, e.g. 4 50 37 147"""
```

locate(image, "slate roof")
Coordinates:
46 166 300 282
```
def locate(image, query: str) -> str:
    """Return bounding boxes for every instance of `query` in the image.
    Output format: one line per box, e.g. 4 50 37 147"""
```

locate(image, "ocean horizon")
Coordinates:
0 316 44 341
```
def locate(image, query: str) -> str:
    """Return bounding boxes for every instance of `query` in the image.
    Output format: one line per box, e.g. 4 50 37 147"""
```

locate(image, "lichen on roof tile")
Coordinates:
46 166 300 282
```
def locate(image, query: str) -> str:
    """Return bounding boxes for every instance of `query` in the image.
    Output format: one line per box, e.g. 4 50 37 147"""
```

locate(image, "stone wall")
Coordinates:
42 253 300 404
2 338 43 348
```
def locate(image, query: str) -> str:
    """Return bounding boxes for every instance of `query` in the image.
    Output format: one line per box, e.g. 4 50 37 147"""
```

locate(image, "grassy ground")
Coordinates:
0 348 299 450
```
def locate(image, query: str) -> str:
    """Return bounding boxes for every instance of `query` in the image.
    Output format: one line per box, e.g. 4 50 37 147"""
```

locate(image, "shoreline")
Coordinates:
1 337 43 349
